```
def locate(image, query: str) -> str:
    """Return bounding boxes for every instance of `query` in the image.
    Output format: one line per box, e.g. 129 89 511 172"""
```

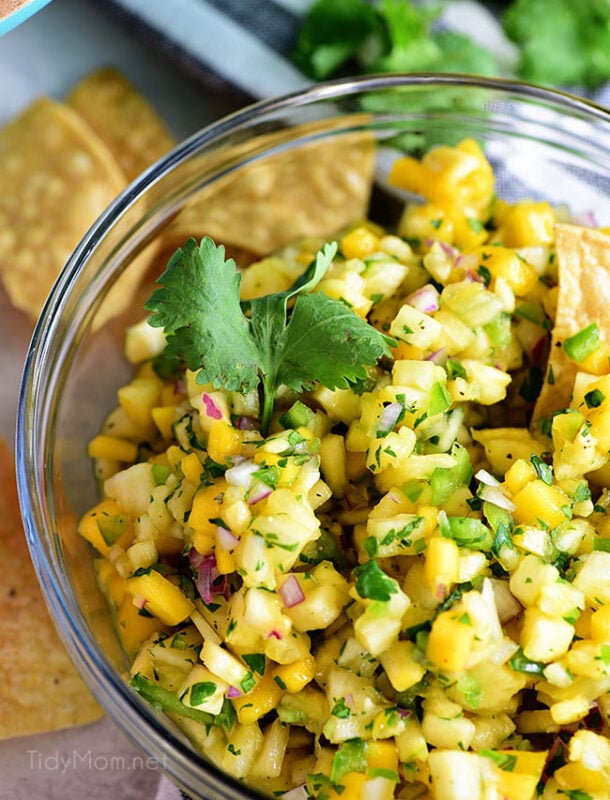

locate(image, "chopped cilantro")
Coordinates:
242 653 266 676
189 681 217 706
585 388 606 408
130 673 213 727
480 749 517 772
353 559 398 602
292 0 497 82
504 0 610 90
331 698 351 718
331 739 368 783
531 454 553 485
508 648 546 675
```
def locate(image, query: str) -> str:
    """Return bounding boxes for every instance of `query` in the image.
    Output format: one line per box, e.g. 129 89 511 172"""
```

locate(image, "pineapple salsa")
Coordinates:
80 138 610 800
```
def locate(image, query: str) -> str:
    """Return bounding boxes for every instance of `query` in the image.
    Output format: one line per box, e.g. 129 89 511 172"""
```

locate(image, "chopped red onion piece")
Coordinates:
131 594 147 610
226 686 242 699
406 284 440 313
267 629 283 640
236 415 258 430
278 575 305 608
425 347 446 364
217 525 239 551
573 209 598 228
201 392 223 420
248 479 272 505
377 401 403 435
189 549 218 604
439 240 458 259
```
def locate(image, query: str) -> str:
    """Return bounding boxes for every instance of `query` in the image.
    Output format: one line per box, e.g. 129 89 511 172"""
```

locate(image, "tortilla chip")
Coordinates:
0 97 127 318
67 67 175 182
534 224 610 422
167 129 375 255
0 438 102 738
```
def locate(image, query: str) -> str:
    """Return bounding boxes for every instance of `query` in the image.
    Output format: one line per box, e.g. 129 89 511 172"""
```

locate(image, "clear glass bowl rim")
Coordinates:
15 72 610 799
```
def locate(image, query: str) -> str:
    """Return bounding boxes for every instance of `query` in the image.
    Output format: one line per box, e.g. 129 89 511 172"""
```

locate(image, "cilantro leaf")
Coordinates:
503 0 610 90
353 560 398 602
146 237 394 434
146 238 260 393
292 0 381 81
292 0 497 82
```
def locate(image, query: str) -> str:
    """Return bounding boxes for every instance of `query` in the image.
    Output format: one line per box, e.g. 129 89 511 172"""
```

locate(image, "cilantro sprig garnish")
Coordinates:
146 237 394 434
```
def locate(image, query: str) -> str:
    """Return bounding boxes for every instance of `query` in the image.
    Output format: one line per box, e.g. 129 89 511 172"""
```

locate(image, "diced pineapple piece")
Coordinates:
520 607 574 663
248 718 290 781
395 718 428 763
201 640 252 691
221 722 264 779
509 553 558 607
573 551 610 606
179 663 228 715
118 376 163 430
104 462 156 515
389 303 442 350
124 318 166 363
493 200 555 247
423 691 476 750
319 433 348 497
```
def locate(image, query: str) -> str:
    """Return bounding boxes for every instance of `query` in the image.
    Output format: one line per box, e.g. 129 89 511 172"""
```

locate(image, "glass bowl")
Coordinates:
16 74 610 799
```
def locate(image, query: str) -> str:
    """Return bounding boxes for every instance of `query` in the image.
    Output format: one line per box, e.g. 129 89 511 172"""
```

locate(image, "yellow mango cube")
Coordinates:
126 570 194 626
503 458 537 496
512 479 571 529
151 405 177 439
474 245 537 296
495 200 555 247
424 536 460 601
232 673 282 725
189 480 228 536
590 603 610 640
87 434 138 463
273 656 315 694
207 420 243 464
180 452 203 484
117 593 165 653
78 497 133 556
426 605 476 671
340 225 380 260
